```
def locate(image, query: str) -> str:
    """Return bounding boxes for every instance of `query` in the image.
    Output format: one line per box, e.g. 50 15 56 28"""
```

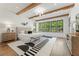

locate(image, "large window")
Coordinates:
57 20 63 32
51 21 57 32
39 20 63 32
39 21 51 32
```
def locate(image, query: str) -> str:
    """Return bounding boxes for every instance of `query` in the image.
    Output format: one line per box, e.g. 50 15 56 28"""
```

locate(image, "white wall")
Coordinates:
70 4 79 33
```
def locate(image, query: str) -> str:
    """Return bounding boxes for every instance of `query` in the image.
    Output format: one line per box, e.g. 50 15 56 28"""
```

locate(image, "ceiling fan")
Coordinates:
21 22 28 26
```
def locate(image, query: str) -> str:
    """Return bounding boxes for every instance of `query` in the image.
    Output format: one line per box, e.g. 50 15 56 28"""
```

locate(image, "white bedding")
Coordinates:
18 33 42 43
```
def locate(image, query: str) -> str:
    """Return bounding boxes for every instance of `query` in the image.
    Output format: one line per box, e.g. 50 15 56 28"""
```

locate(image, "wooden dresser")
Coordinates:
71 32 79 56
2 32 16 42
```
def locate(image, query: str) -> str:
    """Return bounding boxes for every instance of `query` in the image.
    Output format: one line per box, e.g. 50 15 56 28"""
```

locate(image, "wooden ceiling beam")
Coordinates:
16 3 40 15
29 3 74 19
36 13 69 21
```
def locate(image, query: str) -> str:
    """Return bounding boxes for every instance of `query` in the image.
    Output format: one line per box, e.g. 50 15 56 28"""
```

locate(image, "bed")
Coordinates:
8 34 56 56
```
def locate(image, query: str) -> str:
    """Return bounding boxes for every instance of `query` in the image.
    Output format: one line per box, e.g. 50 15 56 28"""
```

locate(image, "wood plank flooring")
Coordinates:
0 38 71 56
0 41 17 56
51 38 71 56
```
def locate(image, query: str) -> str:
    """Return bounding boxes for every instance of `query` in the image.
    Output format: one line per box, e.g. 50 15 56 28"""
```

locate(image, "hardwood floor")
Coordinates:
51 38 71 56
0 41 17 56
0 38 71 56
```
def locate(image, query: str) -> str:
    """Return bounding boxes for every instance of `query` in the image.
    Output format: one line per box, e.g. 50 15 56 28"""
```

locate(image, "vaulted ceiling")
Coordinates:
0 3 73 26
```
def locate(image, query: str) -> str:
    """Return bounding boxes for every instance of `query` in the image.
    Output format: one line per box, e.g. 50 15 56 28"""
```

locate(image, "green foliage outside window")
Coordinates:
57 20 63 32
39 20 63 32
39 21 50 32
51 21 57 32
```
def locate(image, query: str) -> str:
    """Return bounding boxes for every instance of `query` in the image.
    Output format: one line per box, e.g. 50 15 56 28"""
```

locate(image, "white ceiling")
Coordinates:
0 3 72 26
